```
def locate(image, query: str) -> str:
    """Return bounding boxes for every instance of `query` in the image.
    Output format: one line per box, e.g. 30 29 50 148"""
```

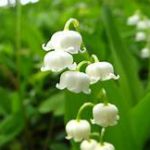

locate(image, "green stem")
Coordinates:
64 18 79 31
15 0 22 112
76 61 90 71
64 18 89 55
90 132 100 138
76 102 94 121
100 128 105 145
97 88 108 105
91 54 99 63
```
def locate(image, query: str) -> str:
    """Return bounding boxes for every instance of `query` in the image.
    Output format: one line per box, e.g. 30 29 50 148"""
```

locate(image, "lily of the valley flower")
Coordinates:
66 120 91 142
135 31 146 41
56 71 91 94
86 62 119 84
80 139 98 150
127 14 140 26
41 51 76 72
137 19 150 30
42 30 83 54
92 103 119 127
95 142 115 150
140 47 150 58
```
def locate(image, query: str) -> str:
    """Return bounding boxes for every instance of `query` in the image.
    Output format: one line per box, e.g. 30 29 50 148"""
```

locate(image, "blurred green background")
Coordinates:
1 0 150 150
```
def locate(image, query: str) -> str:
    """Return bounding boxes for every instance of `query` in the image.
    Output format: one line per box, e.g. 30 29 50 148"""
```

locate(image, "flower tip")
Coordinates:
79 48 86 53
42 43 50 51
65 135 72 140
114 74 120 80
41 66 49 72
83 88 91 94
68 62 77 70
90 119 95 124
56 83 64 90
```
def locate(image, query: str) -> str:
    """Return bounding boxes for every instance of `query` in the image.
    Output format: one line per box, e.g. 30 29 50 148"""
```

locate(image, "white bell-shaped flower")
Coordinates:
127 14 140 26
95 142 115 150
80 139 98 150
85 62 119 84
66 120 91 142
42 30 82 54
41 51 76 72
137 19 150 30
92 103 119 127
56 71 91 94
135 32 146 41
140 47 150 59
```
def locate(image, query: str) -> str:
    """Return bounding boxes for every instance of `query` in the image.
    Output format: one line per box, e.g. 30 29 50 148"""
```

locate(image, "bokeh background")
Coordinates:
0 0 150 150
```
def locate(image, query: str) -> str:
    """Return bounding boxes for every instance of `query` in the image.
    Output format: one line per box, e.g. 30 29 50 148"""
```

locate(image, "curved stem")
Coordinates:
91 54 99 63
64 18 79 30
100 128 106 145
76 61 90 71
90 132 100 138
98 88 108 105
76 102 94 121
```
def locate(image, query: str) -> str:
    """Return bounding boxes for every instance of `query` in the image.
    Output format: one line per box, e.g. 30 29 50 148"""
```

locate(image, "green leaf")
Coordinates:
101 5 143 105
38 92 65 116
0 88 11 115
130 92 150 149
0 113 24 146
50 142 69 150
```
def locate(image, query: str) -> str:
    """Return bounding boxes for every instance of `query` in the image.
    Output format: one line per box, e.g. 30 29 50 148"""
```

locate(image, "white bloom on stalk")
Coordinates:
140 47 150 59
56 71 91 94
80 139 98 150
92 103 119 127
127 14 140 26
85 62 119 84
42 30 83 54
135 31 146 41
66 120 91 142
95 142 115 150
137 19 150 30
41 51 76 72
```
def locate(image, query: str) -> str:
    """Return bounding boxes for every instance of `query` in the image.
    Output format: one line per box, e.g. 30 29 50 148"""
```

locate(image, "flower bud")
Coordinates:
140 47 150 59
127 14 140 26
56 71 91 94
92 103 119 127
85 62 119 84
135 32 146 41
41 51 75 72
80 139 98 150
95 142 115 150
42 30 82 54
66 120 91 142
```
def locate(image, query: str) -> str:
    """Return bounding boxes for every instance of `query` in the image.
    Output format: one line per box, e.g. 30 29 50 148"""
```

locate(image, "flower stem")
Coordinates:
64 18 79 31
91 54 99 62
76 102 94 121
90 132 100 138
76 61 90 71
100 128 106 145
98 88 108 105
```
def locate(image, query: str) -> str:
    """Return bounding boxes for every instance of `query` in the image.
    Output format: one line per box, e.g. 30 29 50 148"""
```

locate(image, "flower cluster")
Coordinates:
65 101 119 150
41 18 119 94
127 11 150 58
41 18 120 150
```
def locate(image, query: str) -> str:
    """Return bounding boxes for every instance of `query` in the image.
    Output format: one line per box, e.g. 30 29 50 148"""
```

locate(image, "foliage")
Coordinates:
0 0 150 150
